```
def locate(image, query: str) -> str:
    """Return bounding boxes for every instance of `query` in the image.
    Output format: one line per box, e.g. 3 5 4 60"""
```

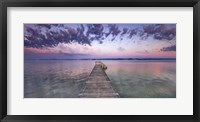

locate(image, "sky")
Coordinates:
24 24 176 59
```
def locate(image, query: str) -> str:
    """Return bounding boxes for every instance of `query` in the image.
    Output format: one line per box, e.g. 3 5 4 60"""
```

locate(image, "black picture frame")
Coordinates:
0 0 199 122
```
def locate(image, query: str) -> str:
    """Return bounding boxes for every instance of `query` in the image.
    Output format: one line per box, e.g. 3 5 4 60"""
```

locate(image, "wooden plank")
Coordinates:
79 61 119 98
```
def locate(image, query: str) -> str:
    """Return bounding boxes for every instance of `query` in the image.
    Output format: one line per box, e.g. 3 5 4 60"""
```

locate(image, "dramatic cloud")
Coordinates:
160 45 176 52
25 24 91 48
128 29 138 39
37 24 51 29
141 24 176 40
121 28 129 35
106 24 121 37
24 24 176 49
86 24 105 42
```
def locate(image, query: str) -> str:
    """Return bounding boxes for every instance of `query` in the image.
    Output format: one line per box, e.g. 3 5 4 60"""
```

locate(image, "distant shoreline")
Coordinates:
25 58 176 61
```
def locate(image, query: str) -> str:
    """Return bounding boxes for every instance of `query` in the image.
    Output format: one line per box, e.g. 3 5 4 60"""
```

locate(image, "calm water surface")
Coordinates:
24 60 176 98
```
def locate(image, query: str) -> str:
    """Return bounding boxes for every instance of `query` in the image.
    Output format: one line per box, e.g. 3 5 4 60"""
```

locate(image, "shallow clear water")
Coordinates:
24 60 176 98
103 60 176 98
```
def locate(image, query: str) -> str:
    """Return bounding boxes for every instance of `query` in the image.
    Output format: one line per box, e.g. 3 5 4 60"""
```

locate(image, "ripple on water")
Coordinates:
24 60 176 98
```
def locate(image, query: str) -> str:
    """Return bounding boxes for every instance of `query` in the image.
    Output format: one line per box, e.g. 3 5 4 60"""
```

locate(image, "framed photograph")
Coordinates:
0 0 199 121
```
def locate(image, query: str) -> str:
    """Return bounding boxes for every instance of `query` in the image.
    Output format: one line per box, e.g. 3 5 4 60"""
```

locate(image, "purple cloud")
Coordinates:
160 45 176 51
24 24 176 49
141 24 176 41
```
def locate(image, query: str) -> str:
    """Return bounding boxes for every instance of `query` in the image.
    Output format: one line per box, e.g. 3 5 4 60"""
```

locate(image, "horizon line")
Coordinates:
24 58 176 61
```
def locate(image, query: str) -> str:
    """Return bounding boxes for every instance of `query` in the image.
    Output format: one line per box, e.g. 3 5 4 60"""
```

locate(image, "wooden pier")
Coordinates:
79 61 119 98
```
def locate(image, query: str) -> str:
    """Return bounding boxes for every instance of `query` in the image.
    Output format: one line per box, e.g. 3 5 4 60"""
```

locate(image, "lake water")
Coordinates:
24 60 176 98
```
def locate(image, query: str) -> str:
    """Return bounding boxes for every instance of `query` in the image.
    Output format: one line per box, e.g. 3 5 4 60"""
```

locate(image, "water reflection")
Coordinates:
24 60 176 98
24 60 94 98
103 60 176 98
